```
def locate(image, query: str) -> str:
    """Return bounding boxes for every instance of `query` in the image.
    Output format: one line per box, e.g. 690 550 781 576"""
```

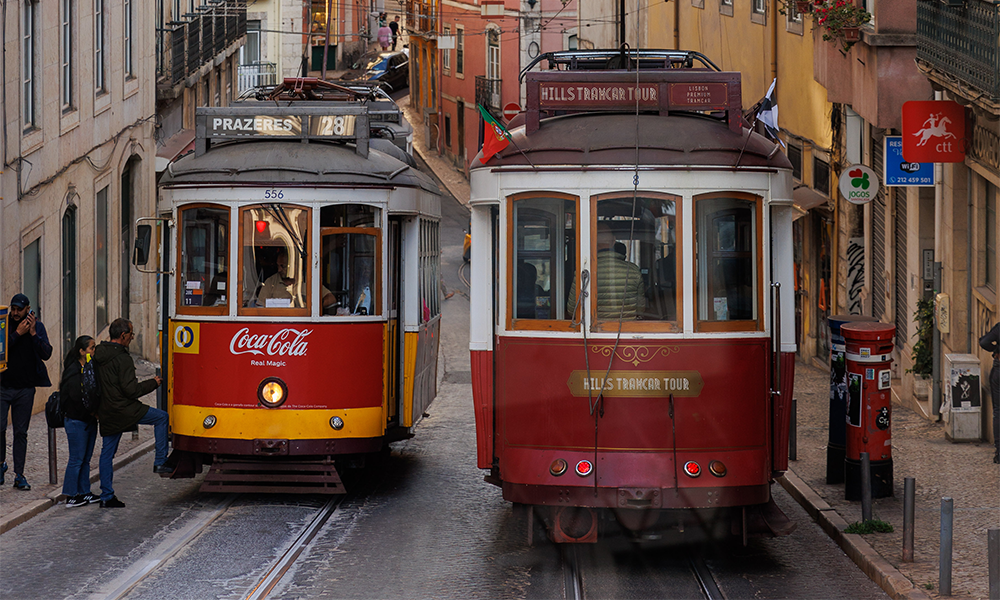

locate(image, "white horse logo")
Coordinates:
913 113 957 147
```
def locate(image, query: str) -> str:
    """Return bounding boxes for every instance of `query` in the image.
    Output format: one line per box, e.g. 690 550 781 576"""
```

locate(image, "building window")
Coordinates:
813 156 830 196
753 0 766 14
987 183 996 291
444 112 451 147
788 142 802 181
62 0 74 110
124 0 133 78
215 69 222 106
96 186 109 331
23 238 42 321
95 0 105 93
63 207 77 349
442 25 451 72
456 26 464 76
22 0 38 129
720 0 734 16
487 28 500 81
568 34 578 50
788 0 803 22
243 20 261 64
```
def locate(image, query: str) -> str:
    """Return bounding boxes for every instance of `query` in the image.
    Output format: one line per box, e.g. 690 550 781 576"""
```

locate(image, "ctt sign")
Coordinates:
901 101 965 163
839 164 880 205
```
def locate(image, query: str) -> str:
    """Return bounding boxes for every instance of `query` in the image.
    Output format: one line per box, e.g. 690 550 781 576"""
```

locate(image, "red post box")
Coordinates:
842 321 895 501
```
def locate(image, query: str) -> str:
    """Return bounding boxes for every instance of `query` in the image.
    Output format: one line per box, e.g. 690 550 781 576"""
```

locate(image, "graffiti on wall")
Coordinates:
847 236 865 315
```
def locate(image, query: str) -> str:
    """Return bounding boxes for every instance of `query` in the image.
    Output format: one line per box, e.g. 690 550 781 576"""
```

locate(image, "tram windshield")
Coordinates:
241 205 310 313
695 194 760 328
320 204 380 316
178 205 229 313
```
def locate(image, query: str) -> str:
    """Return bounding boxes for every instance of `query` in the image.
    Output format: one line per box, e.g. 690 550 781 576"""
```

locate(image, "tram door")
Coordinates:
386 218 403 425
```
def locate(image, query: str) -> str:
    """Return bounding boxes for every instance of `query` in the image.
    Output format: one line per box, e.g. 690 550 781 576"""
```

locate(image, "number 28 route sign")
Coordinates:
901 100 965 163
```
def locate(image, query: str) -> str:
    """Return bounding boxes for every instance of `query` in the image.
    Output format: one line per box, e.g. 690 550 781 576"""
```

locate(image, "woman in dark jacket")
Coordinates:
60 335 99 507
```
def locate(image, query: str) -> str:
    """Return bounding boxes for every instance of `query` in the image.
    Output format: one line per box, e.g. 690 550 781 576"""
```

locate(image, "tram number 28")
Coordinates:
311 115 356 138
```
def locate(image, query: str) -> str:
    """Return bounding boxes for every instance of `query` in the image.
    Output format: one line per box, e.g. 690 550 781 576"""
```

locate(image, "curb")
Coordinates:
0 438 155 535
780 469 932 600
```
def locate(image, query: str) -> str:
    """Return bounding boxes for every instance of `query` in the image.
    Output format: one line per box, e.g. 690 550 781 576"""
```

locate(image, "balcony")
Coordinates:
238 62 278 92
916 0 1000 104
156 0 247 94
475 76 501 114
407 0 437 36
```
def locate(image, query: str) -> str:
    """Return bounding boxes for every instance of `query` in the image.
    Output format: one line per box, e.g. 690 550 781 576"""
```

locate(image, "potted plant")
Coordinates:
813 0 872 49
908 297 934 377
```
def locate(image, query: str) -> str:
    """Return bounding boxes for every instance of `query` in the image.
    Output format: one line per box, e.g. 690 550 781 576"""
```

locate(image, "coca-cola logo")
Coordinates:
229 327 312 357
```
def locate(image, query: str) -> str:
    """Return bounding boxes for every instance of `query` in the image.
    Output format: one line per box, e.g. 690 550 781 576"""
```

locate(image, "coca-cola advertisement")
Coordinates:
170 321 385 409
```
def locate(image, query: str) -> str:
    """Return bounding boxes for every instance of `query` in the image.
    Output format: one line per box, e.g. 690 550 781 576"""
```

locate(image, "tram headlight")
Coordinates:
330 416 345 430
203 415 217 429
257 377 288 408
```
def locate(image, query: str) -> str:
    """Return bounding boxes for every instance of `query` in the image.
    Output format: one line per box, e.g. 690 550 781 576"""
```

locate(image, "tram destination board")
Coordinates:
195 106 370 157
206 115 357 139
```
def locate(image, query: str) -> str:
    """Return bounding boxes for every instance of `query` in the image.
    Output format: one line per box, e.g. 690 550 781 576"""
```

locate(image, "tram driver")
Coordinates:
255 246 337 310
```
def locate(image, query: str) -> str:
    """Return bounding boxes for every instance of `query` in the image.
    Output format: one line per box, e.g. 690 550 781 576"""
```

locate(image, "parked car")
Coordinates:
359 51 409 91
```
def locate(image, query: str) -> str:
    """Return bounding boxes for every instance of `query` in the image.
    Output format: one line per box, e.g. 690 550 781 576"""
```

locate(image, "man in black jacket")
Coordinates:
94 318 166 508
0 294 52 491
980 323 999 464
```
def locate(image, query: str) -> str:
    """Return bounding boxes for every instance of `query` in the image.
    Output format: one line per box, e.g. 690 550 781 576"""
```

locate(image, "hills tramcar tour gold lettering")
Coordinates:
565 370 704 397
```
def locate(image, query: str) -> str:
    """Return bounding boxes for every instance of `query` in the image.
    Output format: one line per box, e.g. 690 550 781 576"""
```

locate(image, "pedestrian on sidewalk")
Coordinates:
389 16 400 51
94 318 166 508
0 293 53 491
60 335 100 507
979 322 999 464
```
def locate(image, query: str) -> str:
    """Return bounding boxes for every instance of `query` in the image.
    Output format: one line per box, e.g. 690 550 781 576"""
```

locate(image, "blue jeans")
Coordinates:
99 407 170 501
63 418 97 497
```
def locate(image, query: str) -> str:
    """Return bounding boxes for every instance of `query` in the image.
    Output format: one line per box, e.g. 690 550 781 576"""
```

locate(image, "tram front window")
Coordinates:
695 194 760 329
586 194 680 327
240 205 310 312
320 204 380 316
179 205 229 313
511 195 577 326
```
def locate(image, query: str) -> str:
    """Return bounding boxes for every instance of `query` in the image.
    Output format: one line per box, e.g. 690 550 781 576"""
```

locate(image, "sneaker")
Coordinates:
153 465 174 475
82 493 99 505
13 475 30 491
100 496 125 508
65 495 88 508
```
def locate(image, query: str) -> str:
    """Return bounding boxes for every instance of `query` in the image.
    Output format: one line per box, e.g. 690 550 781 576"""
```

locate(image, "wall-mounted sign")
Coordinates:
884 136 933 187
901 100 966 163
839 164 880 205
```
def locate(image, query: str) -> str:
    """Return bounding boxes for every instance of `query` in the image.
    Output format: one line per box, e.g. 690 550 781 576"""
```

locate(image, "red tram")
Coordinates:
137 83 442 492
468 51 797 542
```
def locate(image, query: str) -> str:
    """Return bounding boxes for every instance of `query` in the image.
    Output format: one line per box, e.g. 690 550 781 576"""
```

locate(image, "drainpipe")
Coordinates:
967 163 973 353
771 0 778 84
932 89 943 417
674 0 680 49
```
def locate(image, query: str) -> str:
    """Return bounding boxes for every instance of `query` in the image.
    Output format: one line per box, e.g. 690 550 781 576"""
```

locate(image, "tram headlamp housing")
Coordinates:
257 377 288 408
709 460 727 477
549 458 568 476
203 415 217 429
330 416 345 430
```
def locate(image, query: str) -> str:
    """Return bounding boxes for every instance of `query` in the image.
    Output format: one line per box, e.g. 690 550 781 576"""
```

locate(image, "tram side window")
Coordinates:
512 196 577 323
320 204 380 316
419 219 440 323
583 195 679 326
241 205 310 311
695 194 760 327
179 205 229 312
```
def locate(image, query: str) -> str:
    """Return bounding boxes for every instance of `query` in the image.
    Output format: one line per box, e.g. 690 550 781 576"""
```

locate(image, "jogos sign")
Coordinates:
839 164 880 205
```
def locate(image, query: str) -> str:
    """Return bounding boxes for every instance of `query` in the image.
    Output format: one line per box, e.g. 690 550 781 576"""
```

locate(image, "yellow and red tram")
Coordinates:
141 88 442 492
468 51 797 542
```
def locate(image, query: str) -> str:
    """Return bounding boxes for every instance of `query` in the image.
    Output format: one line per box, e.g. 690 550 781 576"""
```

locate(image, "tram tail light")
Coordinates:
683 461 701 478
709 460 727 477
575 460 593 477
257 377 288 408
549 459 568 476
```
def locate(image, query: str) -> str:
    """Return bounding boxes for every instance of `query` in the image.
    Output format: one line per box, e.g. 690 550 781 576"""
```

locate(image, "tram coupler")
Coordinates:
550 506 599 544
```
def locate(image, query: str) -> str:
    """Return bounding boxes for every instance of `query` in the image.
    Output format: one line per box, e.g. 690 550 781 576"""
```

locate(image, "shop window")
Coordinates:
588 193 681 331
239 204 310 315
510 194 578 330
320 204 380 316
695 193 762 331
178 205 229 314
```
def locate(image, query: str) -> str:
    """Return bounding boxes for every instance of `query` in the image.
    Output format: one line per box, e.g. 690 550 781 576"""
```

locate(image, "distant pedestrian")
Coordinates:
377 24 392 51
60 335 99 507
94 318 167 508
979 322 999 464
0 293 52 491
389 16 400 51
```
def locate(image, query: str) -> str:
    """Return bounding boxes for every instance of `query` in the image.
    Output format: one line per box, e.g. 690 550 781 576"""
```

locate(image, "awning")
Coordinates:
155 128 196 172
792 185 831 220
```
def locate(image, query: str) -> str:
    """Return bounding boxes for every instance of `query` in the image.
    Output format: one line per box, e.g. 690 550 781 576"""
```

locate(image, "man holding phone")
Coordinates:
0 293 53 490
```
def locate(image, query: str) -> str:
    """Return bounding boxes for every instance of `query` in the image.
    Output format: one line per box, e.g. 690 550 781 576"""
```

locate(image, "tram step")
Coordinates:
200 459 346 494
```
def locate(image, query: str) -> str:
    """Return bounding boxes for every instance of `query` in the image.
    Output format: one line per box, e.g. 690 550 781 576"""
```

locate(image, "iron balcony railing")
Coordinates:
917 0 1000 102
237 62 278 92
475 76 502 114
156 1 247 88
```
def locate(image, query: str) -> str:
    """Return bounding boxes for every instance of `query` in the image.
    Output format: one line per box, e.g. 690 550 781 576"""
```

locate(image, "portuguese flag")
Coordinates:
478 104 510 164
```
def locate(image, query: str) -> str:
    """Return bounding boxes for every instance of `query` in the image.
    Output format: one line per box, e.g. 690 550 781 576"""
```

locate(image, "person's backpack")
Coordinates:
45 392 65 429
81 355 102 414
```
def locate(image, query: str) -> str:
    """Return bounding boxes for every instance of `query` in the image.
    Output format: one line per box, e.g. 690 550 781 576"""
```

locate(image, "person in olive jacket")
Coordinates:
94 318 167 508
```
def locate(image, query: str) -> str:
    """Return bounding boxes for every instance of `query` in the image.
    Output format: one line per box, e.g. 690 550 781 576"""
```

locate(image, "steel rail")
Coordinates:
244 495 344 600
561 545 585 600
101 494 238 600
458 260 471 290
690 555 726 600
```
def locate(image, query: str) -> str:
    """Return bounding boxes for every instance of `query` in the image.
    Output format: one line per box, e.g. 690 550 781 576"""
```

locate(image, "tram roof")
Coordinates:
471 111 792 171
160 139 440 195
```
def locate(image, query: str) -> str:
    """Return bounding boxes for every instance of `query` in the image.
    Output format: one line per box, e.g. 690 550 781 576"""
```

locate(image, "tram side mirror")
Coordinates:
133 225 152 266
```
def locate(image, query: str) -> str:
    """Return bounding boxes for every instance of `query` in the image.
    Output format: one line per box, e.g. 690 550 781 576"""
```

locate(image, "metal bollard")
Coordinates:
903 477 915 562
988 528 999 600
940 497 953 596
860 452 872 522
789 397 797 461
47 427 58 485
